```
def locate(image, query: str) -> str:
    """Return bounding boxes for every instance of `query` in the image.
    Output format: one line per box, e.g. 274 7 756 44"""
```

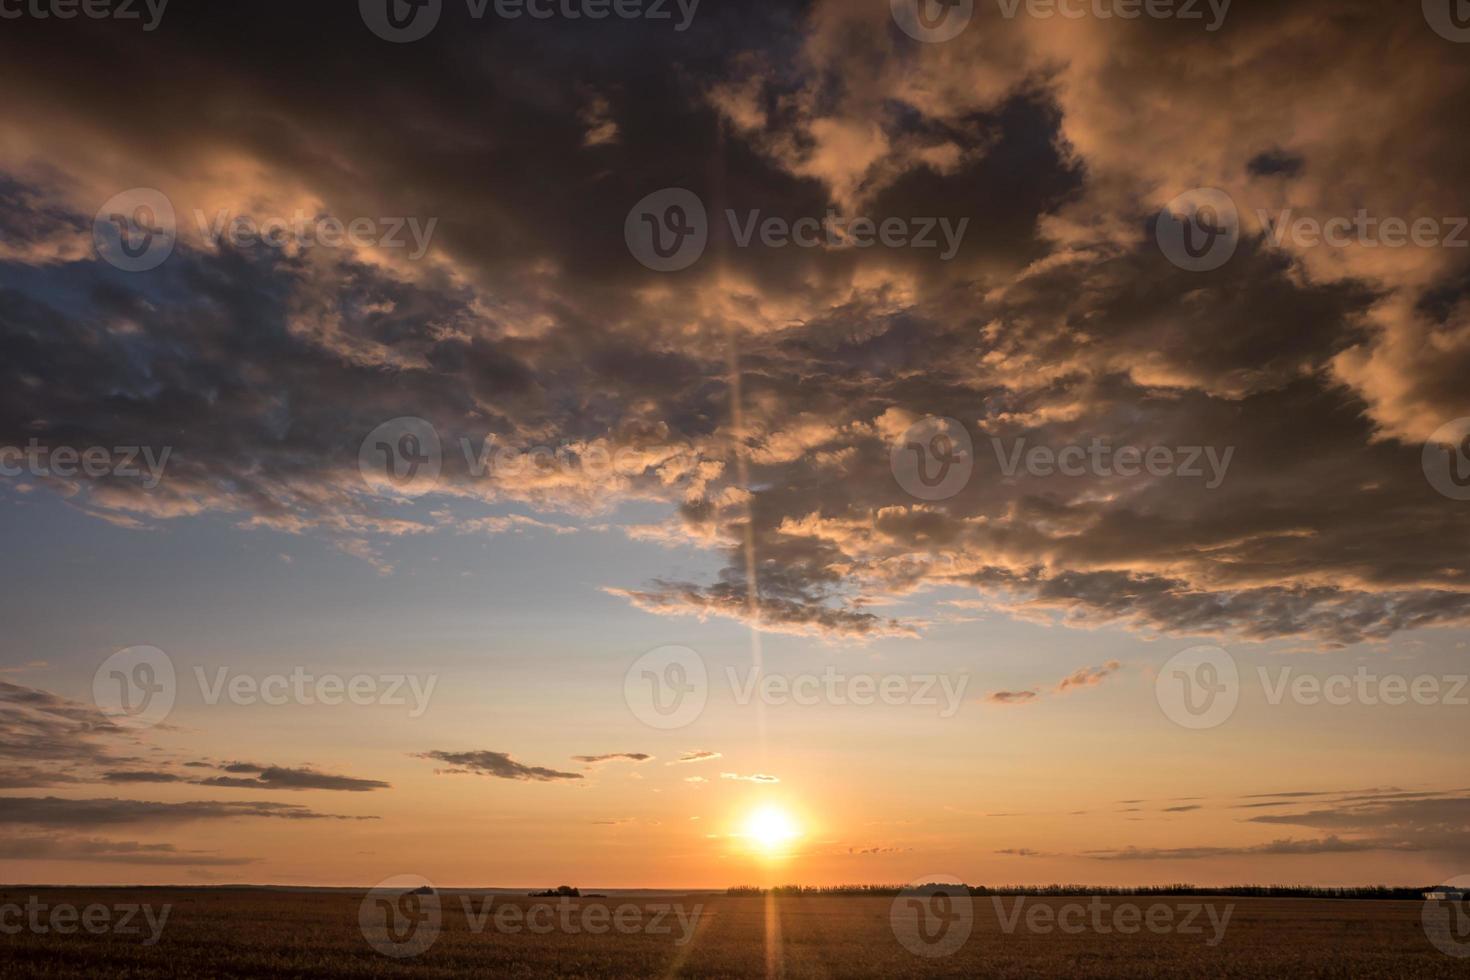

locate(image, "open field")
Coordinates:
3 887 1469 978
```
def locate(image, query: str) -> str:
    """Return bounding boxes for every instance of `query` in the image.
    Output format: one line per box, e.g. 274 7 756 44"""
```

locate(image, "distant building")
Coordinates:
1424 887 1466 901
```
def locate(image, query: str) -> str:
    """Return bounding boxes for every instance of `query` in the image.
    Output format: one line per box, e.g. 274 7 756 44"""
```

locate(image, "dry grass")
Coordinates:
2 887 1468 978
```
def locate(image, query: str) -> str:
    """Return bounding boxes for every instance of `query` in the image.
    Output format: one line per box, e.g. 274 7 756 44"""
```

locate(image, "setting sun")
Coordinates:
744 806 801 856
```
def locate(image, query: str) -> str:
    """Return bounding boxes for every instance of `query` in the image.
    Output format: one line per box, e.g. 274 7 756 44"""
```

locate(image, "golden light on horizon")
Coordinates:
743 805 801 857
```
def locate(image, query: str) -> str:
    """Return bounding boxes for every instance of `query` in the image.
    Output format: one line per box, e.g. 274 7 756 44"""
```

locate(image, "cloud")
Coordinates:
985 690 1039 705
0 835 257 867
195 763 390 792
986 662 1124 705
1082 788 1470 859
0 0 1468 649
1085 836 1421 861
720 772 780 783
0 766 86 789
604 583 917 641
102 771 185 784
668 750 722 765
571 753 652 766
1245 792 1470 854
417 750 582 782
0 681 128 771
0 796 374 827
1055 661 1123 693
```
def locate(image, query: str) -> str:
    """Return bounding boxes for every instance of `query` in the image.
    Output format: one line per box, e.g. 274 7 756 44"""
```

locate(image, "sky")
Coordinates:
2 0 1470 889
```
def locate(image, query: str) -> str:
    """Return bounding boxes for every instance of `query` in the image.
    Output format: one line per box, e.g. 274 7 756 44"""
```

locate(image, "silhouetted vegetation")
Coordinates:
727 883 1432 900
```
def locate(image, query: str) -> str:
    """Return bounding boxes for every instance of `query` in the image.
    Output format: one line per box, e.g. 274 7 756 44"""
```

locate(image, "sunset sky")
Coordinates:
3 0 1470 890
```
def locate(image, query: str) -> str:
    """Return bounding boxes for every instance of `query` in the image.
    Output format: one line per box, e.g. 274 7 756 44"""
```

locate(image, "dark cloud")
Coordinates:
985 690 1039 705
418 750 582 782
197 763 390 792
0 681 132 780
0 0 1467 647
1086 836 1421 861
0 796 375 827
0 835 256 867
0 766 85 789
1247 793 1470 854
1247 149 1305 178
101 771 185 784
571 753 652 765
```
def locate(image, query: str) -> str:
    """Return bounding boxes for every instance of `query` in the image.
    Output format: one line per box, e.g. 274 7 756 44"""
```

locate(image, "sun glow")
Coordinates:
743 806 801 856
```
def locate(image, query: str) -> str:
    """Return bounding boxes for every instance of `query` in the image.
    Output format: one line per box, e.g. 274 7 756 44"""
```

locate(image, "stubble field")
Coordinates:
2 887 1468 978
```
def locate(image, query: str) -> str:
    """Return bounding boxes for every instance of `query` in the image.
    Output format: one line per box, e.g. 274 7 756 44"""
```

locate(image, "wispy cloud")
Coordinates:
418 750 582 782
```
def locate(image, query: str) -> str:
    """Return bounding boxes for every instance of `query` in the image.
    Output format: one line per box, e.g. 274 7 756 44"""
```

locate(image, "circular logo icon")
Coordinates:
624 645 708 730
890 875 973 958
625 188 708 272
1424 0 1470 43
93 188 176 272
360 0 442 42
1155 188 1239 272
891 416 973 501
1422 418 1470 501
1423 875 1470 957
1155 645 1239 730
360 875 441 958
890 0 974 43
359 417 443 496
92 646 176 730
